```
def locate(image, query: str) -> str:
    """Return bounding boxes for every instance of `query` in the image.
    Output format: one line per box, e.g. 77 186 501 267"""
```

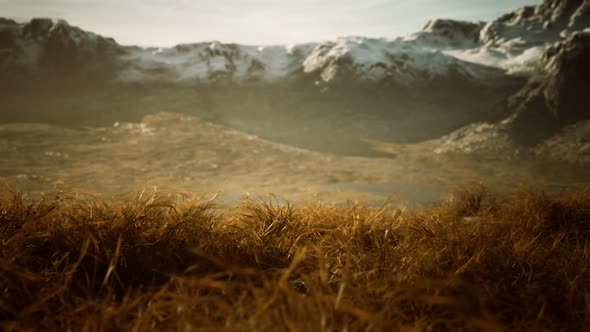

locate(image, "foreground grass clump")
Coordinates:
1 188 590 331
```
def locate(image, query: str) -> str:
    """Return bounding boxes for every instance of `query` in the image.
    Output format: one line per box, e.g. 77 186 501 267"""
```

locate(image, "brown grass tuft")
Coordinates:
1 187 590 331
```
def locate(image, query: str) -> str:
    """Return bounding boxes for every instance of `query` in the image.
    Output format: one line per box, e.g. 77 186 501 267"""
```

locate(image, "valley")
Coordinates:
2 112 588 207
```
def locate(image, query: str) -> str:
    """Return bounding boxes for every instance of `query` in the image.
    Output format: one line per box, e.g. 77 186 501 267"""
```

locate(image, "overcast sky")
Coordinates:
1 0 537 46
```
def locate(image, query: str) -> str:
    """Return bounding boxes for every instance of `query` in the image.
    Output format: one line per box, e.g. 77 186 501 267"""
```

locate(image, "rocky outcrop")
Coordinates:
533 120 590 163
506 29 590 145
422 19 484 45
480 0 589 46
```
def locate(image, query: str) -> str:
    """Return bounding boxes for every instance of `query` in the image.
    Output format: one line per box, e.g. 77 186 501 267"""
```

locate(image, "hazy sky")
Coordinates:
2 0 538 46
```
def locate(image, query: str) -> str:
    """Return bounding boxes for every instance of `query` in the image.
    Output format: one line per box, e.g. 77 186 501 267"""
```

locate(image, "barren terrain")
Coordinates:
2 112 589 206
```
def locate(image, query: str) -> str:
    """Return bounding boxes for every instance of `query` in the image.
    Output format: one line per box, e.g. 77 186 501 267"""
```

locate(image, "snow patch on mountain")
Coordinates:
301 35 484 85
445 45 548 75
445 0 589 74
119 42 315 82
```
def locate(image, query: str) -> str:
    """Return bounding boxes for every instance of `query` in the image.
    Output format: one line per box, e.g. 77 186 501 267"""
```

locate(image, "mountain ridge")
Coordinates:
1 1 587 83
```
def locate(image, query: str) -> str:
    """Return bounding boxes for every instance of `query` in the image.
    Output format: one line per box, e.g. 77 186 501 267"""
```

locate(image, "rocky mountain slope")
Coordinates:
436 0 590 162
507 28 590 144
0 0 588 159
0 18 121 82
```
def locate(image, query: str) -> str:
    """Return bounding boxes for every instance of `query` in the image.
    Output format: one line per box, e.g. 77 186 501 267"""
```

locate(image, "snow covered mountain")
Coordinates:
0 15 536 86
116 21 510 86
114 1 588 87
0 0 588 158
1 1 587 85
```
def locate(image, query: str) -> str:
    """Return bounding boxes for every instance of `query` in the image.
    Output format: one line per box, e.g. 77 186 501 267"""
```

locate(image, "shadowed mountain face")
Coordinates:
0 18 121 82
0 0 588 157
419 0 590 159
507 29 590 145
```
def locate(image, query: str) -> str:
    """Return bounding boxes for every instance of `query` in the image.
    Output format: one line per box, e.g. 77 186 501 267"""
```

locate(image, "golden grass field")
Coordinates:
2 186 589 331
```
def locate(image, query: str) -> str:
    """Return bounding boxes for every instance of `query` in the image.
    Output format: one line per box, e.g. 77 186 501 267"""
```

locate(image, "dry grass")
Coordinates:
1 186 590 331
